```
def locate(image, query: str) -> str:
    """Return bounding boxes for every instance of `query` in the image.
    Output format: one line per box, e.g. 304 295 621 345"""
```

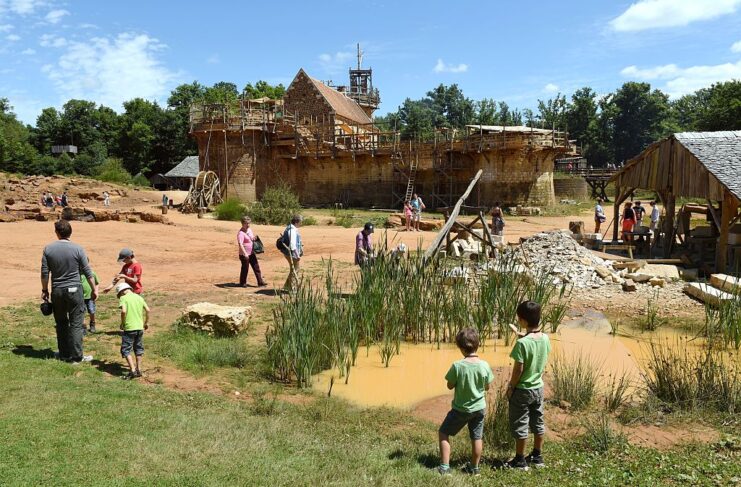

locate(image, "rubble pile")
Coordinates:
514 230 612 289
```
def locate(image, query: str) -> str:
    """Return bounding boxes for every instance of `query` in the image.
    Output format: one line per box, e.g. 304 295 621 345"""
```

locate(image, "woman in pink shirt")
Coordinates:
237 216 266 287
404 201 413 232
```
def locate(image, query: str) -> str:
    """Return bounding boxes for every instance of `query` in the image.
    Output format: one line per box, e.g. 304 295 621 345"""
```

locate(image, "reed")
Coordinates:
705 294 741 349
483 385 515 451
550 351 601 410
603 369 633 412
641 290 663 331
580 413 626 453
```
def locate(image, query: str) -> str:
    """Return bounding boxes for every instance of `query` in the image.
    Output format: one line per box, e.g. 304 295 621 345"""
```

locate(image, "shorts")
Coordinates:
439 408 486 440
121 330 144 357
508 387 545 439
84 298 96 315
412 210 421 222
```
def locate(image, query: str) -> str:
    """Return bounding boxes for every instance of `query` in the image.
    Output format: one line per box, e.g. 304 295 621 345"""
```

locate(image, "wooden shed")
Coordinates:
610 131 741 269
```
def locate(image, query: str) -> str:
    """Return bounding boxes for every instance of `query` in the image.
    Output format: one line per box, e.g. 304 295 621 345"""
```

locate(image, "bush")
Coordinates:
580 414 627 453
132 173 151 187
215 197 246 221
550 351 600 410
94 158 133 185
302 215 318 226
248 184 301 225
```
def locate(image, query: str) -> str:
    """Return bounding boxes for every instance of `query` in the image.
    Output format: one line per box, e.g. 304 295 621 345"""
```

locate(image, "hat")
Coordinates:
363 222 374 233
40 301 53 316
115 282 132 294
117 248 134 261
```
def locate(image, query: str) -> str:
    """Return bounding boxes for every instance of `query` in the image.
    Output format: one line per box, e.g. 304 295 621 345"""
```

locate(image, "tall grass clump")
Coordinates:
642 342 741 413
265 244 572 387
214 197 246 221
483 385 515 451
248 183 301 225
641 290 663 331
604 369 633 412
153 323 251 372
550 351 600 410
580 414 627 453
704 294 741 349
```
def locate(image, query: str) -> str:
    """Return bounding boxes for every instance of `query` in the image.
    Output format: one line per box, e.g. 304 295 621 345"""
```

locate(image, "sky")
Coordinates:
1 0 741 125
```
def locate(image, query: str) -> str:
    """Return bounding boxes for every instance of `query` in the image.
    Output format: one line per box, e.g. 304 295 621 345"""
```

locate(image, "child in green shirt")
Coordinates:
506 301 551 470
116 282 150 380
80 265 99 334
437 327 494 476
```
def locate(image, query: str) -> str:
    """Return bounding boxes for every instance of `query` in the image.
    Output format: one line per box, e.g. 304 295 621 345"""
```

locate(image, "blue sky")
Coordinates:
2 0 741 124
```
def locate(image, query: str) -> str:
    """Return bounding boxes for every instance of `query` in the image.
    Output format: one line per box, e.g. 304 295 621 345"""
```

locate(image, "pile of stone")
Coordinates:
514 230 613 289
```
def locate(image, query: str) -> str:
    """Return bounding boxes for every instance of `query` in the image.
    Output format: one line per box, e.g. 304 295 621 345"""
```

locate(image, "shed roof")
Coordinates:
674 131 741 200
292 69 372 125
164 155 199 178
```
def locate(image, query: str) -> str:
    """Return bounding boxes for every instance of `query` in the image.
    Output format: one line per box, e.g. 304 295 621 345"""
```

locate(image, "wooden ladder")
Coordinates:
403 153 418 203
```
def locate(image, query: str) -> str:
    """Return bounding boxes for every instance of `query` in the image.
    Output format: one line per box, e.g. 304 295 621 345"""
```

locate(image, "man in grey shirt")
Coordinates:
41 219 97 363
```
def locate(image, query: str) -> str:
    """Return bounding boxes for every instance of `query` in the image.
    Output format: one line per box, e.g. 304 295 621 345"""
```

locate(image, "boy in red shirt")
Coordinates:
103 248 143 294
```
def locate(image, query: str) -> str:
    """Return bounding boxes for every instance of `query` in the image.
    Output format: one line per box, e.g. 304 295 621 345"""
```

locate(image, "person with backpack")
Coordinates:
278 215 303 292
491 202 505 236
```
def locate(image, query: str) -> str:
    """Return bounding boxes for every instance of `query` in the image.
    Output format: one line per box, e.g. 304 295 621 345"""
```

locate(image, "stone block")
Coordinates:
641 264 680 281
622 279 637 292
709 274 741 294
182 302 252 336
624 273 651 283
594 266 612 279
680 268 699 281
649 277 666 288
684 283 734 307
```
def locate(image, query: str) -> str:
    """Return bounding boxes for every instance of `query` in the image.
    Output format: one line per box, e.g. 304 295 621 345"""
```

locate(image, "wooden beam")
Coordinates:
716 191 738 272
706 199 721 231
424 169 484 260
663 193 676 258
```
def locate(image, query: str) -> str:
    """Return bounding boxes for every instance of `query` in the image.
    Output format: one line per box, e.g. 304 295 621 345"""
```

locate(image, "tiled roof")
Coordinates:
164 155 199 178
301 70 372 125
676 131 741 200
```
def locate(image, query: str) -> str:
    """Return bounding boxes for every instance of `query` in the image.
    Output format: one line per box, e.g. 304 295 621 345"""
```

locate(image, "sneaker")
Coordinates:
89 325 96 334
436 465 452 476
525 452 545 468
257 282 268 287
122 371 138 380
82 327 87 336
461 462 480 476
81 355 93 363
504 457 529 471
53 351 60 360
134 369 142 378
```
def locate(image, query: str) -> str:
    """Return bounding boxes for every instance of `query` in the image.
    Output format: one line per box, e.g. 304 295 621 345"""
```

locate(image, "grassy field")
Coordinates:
1 301 740 486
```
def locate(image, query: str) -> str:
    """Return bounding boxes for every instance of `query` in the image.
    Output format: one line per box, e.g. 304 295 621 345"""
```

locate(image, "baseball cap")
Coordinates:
117 248 134 261
115 282 132 294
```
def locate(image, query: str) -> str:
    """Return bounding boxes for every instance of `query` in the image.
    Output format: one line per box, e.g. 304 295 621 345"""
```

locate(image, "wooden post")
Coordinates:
612 185 622 242
663 193 676 258
716 191 738 272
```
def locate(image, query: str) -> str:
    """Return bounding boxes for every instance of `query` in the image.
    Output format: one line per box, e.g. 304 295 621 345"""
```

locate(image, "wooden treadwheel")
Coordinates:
180 170 222 213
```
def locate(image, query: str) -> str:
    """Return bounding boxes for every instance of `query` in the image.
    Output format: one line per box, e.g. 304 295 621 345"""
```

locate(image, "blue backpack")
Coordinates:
276 226 290 255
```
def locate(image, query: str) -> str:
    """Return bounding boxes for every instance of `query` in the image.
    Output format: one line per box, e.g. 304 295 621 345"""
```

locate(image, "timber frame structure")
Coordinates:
610 131 741 271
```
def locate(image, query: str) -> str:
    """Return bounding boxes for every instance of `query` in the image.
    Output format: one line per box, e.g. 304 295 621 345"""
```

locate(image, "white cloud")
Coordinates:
621 60 741 97
43 32 180 110
318 51 354 74
21 47 34 54
44 8 68 24
6 32 19 41
433 58 468 74
39 33 66 47
732 41 741 53
610 0 741 32
0 23 13 31
206 53 220 64
544 83 559 93
0 0 47 16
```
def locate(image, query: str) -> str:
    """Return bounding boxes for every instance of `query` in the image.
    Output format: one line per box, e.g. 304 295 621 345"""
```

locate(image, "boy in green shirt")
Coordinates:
80 264 99 334
437 328 494 476
506 301 551 470
115 282 150 380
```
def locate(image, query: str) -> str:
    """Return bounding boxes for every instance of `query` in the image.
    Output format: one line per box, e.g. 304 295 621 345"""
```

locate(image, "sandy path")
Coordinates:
0 209 585 307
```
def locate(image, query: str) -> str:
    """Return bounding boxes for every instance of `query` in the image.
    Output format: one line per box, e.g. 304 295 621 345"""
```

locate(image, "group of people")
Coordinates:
403 193 426 232
41 220 148 380
438 300 550 475
593 199 661 240
40 191 69 208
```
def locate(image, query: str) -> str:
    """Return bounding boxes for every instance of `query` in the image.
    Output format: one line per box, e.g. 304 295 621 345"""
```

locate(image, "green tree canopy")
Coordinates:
243 80 286 100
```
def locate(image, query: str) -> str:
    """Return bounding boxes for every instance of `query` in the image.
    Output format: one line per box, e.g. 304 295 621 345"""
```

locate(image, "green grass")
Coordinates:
214 197 246 221
1 302 740 485
550 351 601 410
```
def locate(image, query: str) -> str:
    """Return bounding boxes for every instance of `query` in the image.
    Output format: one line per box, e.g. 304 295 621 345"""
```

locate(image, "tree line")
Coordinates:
1 79 738 179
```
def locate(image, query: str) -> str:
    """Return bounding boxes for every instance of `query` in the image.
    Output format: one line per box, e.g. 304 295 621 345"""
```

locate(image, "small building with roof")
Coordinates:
156 155 200 191
610 131 741 270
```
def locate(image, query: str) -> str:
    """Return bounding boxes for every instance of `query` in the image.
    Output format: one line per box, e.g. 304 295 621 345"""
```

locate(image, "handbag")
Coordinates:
252 236 264 254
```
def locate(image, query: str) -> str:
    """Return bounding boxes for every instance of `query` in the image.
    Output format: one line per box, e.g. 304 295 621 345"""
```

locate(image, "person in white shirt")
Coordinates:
649 201 660 234
282 215 303 291
594 199 606 233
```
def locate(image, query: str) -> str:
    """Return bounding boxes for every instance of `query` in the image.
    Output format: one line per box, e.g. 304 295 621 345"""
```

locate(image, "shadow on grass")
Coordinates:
12 344 128 376
416 453 439 468
256 289 281 297
214 283 243 289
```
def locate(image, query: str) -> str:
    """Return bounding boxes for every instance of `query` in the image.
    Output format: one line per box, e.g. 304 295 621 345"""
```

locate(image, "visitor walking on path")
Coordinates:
116 282 149 380
281 215 303 292
41 219 97 363
491 202 505 236
102 191 110 207
505 301 551 470
594 199 606 234
404 201 413 232
355 222 375 267
81 259 100 334
410 193 425 232
103 248 143 295
437 327 494 476
237 216 266 287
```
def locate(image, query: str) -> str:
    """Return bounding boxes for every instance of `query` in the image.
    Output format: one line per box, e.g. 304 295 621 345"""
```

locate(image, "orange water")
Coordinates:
312 311 679 409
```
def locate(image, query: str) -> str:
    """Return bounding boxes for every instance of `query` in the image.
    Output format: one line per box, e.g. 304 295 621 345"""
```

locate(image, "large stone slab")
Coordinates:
182 302 251 336
641 264 680 280
683 283 734 307
709 274 741 294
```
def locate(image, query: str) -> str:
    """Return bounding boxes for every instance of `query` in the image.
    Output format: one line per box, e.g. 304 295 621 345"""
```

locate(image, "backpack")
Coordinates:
276 226 291 255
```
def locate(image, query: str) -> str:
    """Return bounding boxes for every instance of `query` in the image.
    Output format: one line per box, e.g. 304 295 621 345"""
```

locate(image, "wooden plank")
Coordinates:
684 282 734 306
709 274 741 294
424 169 483 260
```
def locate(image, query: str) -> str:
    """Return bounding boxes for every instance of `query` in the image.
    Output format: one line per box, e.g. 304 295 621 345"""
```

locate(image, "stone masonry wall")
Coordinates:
284 70 334 124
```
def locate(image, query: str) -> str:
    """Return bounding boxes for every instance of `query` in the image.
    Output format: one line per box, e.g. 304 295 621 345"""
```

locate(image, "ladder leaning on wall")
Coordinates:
403 152 418 203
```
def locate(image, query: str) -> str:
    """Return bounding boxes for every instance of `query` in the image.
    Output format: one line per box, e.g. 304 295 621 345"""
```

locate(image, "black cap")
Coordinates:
363 222 374 233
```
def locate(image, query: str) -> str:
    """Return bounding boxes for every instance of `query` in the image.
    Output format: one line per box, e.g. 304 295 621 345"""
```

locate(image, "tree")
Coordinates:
536 93 567 130
610 82 671 164
31 107 62 155
426 84 475 129
696 80 741 131
204 82 239 104
243 80 286 100
565 87 597 144
0 98 40 174
167 82 206 162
